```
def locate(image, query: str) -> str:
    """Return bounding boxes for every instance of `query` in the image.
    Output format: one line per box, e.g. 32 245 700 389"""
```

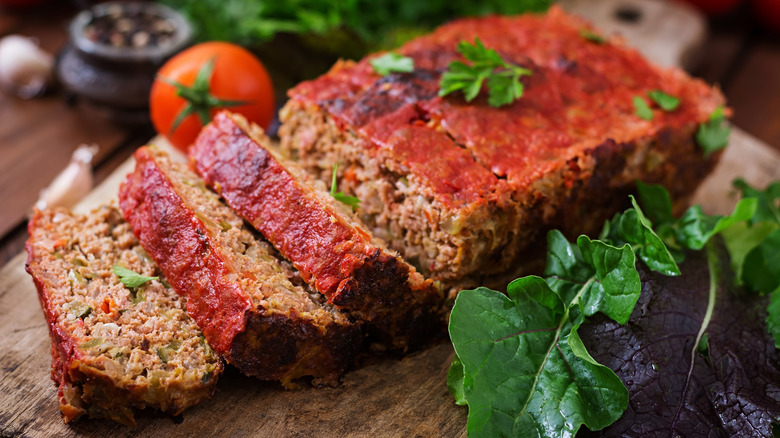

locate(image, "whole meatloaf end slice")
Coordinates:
119 146 360 387
279 6 726 291
25 206 222 426
190 111 443 351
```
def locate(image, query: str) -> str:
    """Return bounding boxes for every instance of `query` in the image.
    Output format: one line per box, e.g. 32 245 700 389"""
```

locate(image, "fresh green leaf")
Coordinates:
696 106 730 156
633 96 653 120
636 181 674 224
449 280 628 437
622 196 681 276
446 354 467 406
370 52 414 76
329 163 360 209
113 265 159 288
439 37 532 107
580 28 606 44
741 229 780 295
768 287 780 349
576 236 642 323
674 199 757 251
648 90 680 112
732 178 780 224
720 221 778 282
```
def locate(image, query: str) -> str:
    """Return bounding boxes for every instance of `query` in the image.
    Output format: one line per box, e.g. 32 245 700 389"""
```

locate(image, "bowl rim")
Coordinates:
70 1 192 63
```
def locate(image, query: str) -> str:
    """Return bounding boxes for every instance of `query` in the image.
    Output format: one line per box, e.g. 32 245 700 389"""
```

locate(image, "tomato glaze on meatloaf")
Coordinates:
26 206 222 426
278 6 725 292
119 146 361 387
190 112 443 351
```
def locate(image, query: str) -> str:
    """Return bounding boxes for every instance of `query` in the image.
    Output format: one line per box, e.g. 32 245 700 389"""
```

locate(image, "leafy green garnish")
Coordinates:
448 200 679 436
633 96 653 120
370 52 414 76
329 163 360 209
113 265 158 288
637 180 780 348
439 38 532 107
648 90 680 111
580 28 606 44
696 106 730 156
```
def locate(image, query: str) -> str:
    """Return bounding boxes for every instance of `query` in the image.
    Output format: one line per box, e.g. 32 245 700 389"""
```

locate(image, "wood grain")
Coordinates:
1 126 779 437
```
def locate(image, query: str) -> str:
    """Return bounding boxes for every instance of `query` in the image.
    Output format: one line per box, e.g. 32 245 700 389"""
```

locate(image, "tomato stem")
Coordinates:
157 57 252 134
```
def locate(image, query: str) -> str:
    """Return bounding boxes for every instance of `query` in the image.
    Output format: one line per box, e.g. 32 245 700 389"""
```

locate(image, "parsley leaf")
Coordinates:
370 52 414 76
329 163 360 210
648 90 680 111
439 38 532 108
580 28 606 44
633 96 653 120
696 106 730 156
113 265 158 288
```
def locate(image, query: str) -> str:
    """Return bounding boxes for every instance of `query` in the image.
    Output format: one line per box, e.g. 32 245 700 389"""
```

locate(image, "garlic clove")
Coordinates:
0 34 54 99
35 144 99 211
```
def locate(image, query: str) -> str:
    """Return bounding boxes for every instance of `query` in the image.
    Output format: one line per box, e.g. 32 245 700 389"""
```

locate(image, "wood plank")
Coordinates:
724 39 780 151
1 126 778 436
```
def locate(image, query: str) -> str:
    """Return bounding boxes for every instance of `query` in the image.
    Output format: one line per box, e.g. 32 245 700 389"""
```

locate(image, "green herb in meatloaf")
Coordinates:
26 206 222 426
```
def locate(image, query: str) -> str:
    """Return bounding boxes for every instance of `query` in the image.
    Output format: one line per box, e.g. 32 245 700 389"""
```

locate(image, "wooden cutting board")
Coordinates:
2 1 780 436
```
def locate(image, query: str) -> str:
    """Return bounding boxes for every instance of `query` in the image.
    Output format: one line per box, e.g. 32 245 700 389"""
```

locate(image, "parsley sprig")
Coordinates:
439 38 532 107
696 106 730 156
370 52 414 76
330 163 360 210
113 265 159 288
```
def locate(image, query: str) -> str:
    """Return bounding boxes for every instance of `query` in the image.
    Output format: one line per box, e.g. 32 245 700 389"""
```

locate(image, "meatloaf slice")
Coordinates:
279 6 725 290
25 206 222 426
119 146 360 387
190 111 443 351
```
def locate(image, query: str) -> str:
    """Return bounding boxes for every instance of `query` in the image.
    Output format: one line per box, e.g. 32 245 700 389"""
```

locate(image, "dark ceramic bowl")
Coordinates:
56 1 192 123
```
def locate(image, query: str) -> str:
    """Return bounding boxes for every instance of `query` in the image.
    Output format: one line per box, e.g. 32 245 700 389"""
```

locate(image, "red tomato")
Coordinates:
752 0 780 31
150 42 274 152
676 0 743 16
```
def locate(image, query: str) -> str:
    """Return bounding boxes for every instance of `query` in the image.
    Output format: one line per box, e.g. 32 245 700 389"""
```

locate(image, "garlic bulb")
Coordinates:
36 145 98 210
0 35 54 98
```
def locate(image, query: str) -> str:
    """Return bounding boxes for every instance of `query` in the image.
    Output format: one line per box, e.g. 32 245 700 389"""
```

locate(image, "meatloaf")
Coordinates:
190 111 442 351
119 146 360 387
278 6 725 289
25 206 222 426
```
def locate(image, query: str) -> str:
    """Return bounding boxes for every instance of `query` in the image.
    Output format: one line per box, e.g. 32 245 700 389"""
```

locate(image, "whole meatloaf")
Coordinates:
279 6 725 288
190 111 442 351
25 206 222 426
119 146 360 387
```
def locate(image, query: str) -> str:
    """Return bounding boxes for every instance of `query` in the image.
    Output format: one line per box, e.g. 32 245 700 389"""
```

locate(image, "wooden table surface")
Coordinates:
1 2 780 436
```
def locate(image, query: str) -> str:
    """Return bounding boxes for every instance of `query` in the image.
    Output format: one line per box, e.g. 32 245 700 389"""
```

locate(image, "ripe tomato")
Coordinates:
150 41 274 152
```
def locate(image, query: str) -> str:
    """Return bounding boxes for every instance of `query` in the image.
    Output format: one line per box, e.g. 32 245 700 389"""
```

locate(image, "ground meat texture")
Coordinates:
119 146 361 387
190 112 443 351
278 6 724 294
25 206 222 426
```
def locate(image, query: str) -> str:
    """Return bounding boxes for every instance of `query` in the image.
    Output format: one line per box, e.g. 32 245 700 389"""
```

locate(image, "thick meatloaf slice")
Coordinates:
25 206 222 426
119 146 360 387
190 111 442 351
279 6 725 289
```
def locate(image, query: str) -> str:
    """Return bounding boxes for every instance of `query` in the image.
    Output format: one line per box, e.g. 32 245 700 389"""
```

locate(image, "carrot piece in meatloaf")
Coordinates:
119 146 360 386
190 111 443 351
25 206 222 426
279 6 726 290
